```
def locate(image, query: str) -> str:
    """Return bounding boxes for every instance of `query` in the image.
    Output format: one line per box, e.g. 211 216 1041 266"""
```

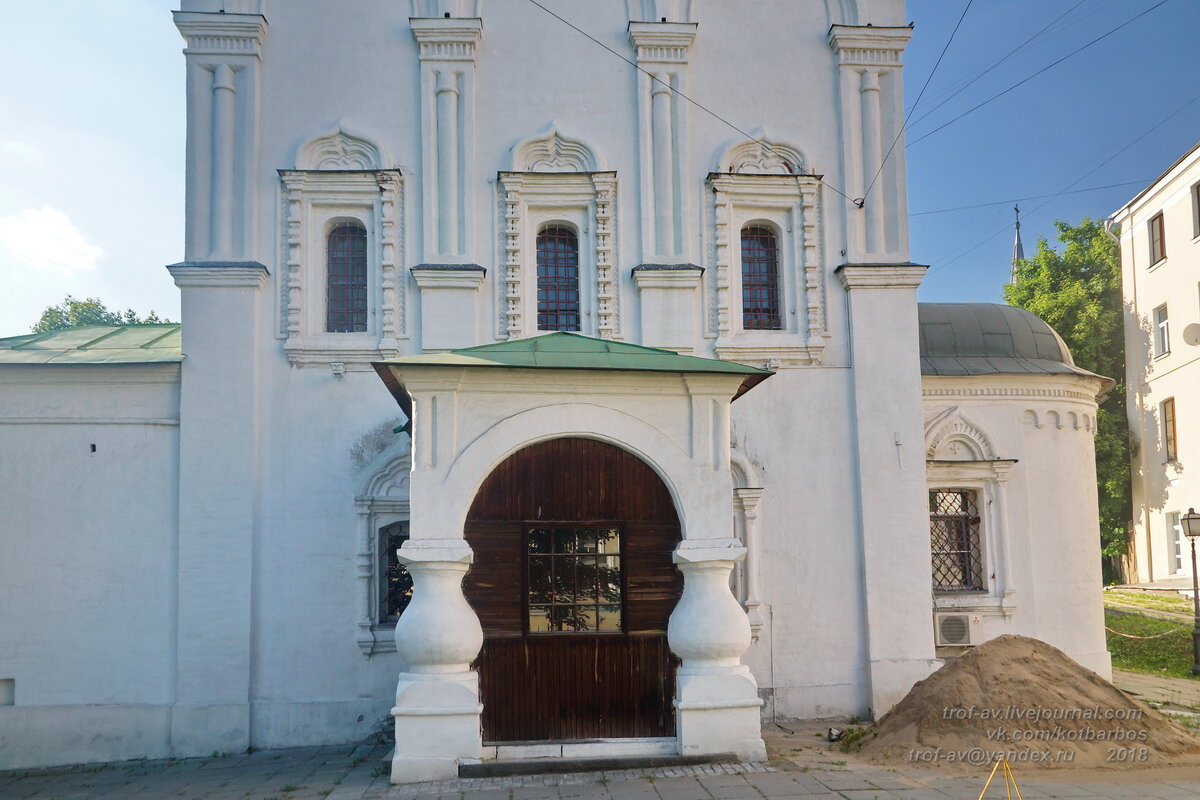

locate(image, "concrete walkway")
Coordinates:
4 722 1200 800
1114 668 1200 711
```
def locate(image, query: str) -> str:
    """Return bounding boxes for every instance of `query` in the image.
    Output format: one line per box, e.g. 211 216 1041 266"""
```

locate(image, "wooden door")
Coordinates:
463 438 682 742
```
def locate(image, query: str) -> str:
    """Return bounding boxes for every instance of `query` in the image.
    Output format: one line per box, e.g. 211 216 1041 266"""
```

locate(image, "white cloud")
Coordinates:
0 205 104 274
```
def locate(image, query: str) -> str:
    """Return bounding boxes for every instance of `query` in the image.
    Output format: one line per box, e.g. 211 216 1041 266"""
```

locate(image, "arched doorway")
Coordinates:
463 437 682 742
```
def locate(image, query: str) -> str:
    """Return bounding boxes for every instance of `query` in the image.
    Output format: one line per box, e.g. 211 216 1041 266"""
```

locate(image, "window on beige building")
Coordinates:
1154 305 1170 356
1163 397 1177 463
1149 212 1166 264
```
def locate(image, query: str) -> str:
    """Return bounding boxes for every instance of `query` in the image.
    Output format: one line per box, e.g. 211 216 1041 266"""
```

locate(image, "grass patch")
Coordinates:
1105 609 1199 679
1105 590 1193 614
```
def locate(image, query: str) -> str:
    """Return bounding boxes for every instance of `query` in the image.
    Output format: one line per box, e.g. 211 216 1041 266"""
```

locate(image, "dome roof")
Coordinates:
918 303 1104 380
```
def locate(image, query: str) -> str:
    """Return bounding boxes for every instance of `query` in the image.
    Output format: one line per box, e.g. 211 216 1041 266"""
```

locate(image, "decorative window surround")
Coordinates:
498 127 618 339
412 265 486 351
278 129 404 368
924 407 1017 617
708 166 826 367
355 439 412 655
632 265 701 352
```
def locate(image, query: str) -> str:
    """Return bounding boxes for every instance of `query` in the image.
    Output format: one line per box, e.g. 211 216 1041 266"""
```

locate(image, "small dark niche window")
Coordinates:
378 522 412 624
527 527 622 633
536 225 581 332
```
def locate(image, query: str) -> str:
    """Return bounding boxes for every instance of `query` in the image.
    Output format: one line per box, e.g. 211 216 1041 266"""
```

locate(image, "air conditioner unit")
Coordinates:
934 612 981 646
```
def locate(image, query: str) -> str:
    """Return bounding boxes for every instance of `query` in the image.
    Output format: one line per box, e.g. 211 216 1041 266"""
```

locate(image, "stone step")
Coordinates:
458 753 738 778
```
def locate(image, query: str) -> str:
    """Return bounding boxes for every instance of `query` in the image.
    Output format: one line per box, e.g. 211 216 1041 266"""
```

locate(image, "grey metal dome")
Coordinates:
917 302 1101 379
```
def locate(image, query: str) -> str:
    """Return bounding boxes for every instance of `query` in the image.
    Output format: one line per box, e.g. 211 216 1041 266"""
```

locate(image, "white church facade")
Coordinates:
0 0 1110 781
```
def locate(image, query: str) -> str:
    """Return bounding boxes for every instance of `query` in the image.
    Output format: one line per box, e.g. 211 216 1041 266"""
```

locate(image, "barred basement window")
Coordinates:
536 225 581 331
929 489 984 592
527 527 622 633
378 521 413 624
741 225 782 330
326 221 368 333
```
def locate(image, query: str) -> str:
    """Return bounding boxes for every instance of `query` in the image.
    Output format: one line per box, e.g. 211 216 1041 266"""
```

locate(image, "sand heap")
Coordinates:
857 635 1200 770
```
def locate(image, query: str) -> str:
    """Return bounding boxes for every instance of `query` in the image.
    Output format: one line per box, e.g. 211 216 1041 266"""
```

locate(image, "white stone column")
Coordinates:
210 63 237 260
858 69 884 257
391 539 484 784
435 70 461 256
669 540 766 761
651 74 676 256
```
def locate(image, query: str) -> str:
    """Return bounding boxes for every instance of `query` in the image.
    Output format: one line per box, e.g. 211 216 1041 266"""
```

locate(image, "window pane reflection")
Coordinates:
526 526 623 633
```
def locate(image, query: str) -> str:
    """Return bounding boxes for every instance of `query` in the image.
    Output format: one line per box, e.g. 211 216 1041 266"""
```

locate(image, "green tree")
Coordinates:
32 295 171 333
1004 217 1131 577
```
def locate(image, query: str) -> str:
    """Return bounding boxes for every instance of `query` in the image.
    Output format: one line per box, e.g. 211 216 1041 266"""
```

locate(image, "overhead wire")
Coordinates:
522 0 860 204
908 0 1173 147
909 180 1153 217
859 0 973 207
906 0 1088 130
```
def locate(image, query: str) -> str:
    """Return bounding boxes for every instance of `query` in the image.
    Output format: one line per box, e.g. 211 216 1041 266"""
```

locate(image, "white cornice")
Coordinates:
828 24 911 67
173 11 266 58
168 262 269 288
628 21 697 63
410 17 483 61
836 263 926 290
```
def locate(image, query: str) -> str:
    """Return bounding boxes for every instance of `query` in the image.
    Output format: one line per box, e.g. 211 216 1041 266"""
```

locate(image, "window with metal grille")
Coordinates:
326 221 368 333
741 225 782 330
929 490 985 592
378 521 412 625
536 225 581 331
527 527 622 633
1163 397 1178 462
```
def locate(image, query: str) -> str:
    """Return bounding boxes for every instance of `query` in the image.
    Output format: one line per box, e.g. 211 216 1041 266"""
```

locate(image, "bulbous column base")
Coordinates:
390 540 484 784
669 540 766 761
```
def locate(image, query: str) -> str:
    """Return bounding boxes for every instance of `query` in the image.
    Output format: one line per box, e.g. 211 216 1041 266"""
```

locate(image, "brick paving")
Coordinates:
3 717 1200 800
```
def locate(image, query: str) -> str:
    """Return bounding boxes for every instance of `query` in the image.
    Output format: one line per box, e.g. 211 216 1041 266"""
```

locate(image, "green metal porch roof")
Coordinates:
0 325 183 365
374 332 772 398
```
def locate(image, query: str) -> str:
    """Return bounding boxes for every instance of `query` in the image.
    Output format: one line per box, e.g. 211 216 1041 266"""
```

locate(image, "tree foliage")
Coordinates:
1004 217 1131 569
32 295 172 333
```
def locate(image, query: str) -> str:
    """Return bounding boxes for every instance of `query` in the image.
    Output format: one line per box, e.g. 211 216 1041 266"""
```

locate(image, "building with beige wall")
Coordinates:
1112 141 1200 583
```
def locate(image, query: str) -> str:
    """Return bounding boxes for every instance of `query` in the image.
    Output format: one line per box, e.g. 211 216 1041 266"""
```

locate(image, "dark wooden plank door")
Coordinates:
463 438 682 743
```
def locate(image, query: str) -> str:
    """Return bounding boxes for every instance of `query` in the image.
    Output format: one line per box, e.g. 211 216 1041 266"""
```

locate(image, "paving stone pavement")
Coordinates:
4 728 1200 800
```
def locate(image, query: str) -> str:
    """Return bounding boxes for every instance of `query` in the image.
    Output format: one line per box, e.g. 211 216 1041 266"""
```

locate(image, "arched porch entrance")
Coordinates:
462 437 682 742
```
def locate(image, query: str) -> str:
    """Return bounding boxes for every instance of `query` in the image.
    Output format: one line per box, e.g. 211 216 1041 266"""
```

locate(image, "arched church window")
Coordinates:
741 225 781 330
536 225 581 331
326 221 368 333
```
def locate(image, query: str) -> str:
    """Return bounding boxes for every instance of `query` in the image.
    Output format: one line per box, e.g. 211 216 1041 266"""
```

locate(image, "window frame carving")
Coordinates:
498 126 617 339
279 127 404 368
354 437 412 655
707 133 826 366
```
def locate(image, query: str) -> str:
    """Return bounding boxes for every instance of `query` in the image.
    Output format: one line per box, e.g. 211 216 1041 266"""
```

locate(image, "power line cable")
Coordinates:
909 179 1153 217
908 0 1088 130
908 0 1172 147
859 0 973 207
522 0 860 204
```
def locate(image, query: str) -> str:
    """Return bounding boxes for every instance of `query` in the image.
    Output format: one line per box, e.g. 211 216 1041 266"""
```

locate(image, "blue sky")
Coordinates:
0 0 1197 335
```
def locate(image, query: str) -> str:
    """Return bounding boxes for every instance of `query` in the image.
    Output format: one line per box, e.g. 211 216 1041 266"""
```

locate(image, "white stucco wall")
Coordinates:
0 365 181 768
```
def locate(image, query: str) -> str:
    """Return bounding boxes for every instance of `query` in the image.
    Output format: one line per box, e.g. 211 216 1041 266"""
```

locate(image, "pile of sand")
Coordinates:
857 635 1200 770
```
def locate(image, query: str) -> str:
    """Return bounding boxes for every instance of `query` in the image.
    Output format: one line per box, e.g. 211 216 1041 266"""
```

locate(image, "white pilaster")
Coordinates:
836 264 940 717
828 26 912 265
733 487 765 637
629 22 696 264
174 10 266 263
411 17 482 264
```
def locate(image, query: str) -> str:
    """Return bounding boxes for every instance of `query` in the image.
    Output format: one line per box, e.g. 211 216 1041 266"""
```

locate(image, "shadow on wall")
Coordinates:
1127 300 1183 520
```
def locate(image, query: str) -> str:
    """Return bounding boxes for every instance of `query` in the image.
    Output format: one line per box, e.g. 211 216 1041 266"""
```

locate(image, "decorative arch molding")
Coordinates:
296 124 387 171
509 123 606 173
431 404 700 539
716 129 809 175
729 445 764 638
823 0 859 26
354 434 412 655
730 447 761 489
924 406 998 461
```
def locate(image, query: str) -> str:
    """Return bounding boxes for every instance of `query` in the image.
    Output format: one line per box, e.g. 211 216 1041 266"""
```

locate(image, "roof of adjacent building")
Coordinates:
918 302 1106 382
375 331 773 399
0 325 183 364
